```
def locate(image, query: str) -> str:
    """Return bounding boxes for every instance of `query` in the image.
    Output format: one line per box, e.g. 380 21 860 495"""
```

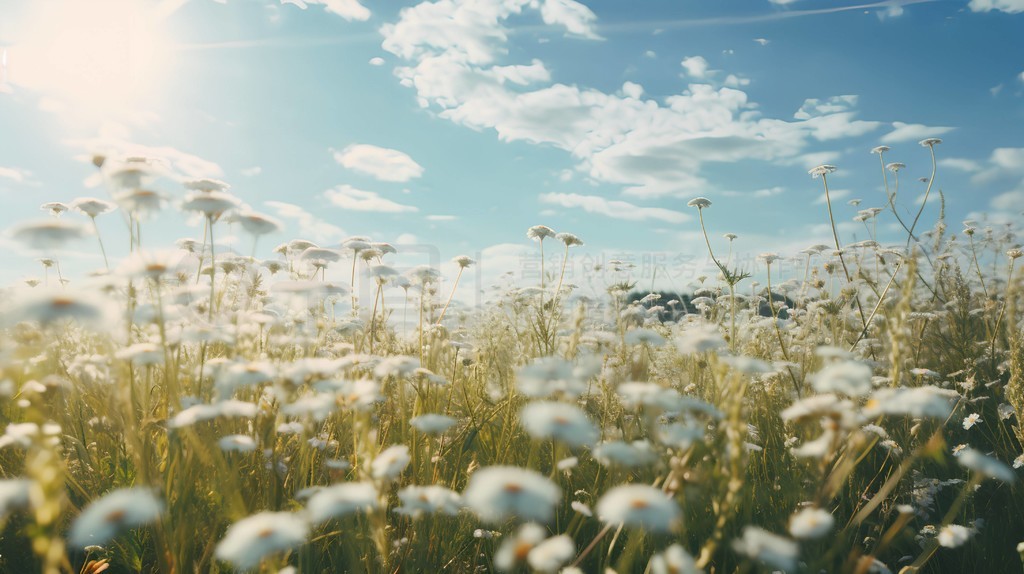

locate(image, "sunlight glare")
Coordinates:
6 0 170 120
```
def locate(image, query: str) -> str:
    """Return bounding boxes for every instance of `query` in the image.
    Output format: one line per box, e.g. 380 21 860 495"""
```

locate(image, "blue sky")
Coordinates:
1 0 1022 302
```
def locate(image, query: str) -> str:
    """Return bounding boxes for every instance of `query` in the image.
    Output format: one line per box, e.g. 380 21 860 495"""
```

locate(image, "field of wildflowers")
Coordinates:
1 139 1023 574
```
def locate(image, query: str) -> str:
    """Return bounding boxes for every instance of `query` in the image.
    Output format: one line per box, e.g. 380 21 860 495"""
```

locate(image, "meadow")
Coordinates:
1 139 1022 573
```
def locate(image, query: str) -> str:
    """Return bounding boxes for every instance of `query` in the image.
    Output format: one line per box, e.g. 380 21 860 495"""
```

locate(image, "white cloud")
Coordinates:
381 0 893 201
369 57 386 66
281 0 370 21
680 56 711 78
878 5 905 19
784 151 842 170
264 200 345 243
800 113 880 141
723 74 749 88
427 214 458 221
324 185 418 213
0 166 29 183
794 95 859 119
240 166 262 177
880 122 955 143
621 81 644 99
332 144 424 182
938 158 982 172
754 38 770 46
485 60 551 85
723 186 785 198
968 0 1024 12
395 233 419 244
991 188 1024 212
971 147 1024 185
644 50 657 58
813 188 850 205
539 192 690 223
1019 70 1024 83
539 0 601 39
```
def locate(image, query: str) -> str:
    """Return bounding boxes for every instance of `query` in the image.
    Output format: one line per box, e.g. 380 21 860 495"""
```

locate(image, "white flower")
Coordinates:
5 289 116 328
373 356 420 379
0 479 31 519
370 445 411 481
396 485 463 517
115 343 164 366
919 137 943 147
464 466 561 524
870 145 890 154
119 249 187 280
236 211 283 236
555 232 583 247
41 201 69 217
962 413 982 430
217 361 276 394
306 482 378 523
70 197 117 218
527 534 574 573
184 178 230 192
732 526 798 571
624 328 666 346
886 162 906 173
215 511 309 570
998 403 1016 420
808 164 837 178
283 393 337 421
686 197 712 208
958 448 1016 483
10 219 90 249
219 434 258 453
781 395 846 422
596 484 680 532
114 189 166 218
527 225 556 241
68 488 163 548
494 523 546 572
299 247 342 263
593 441 658 467
410 414 457 434
1014 455 1024 469
181 191 240 217
0 423 41 449
571 500 592 517
937 524 972 548
452 255 475 268
812 361 873 397
864 386 957 419
674 324 726 354
521 402 599 448
167 400 259 428
649 544 702 574
788 506 834 539
658 422 705 450
517 357 587 399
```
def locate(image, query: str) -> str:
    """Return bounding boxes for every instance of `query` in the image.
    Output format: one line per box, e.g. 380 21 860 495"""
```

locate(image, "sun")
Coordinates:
5 0 170 120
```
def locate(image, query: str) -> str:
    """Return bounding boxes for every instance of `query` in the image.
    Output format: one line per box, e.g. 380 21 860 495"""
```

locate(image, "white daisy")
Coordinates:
214 511 309 570
463 466 561 524
596 484 679 532
68 488 163 548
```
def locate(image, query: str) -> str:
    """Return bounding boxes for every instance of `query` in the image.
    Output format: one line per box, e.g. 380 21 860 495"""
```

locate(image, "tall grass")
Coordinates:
0 142 1022 573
